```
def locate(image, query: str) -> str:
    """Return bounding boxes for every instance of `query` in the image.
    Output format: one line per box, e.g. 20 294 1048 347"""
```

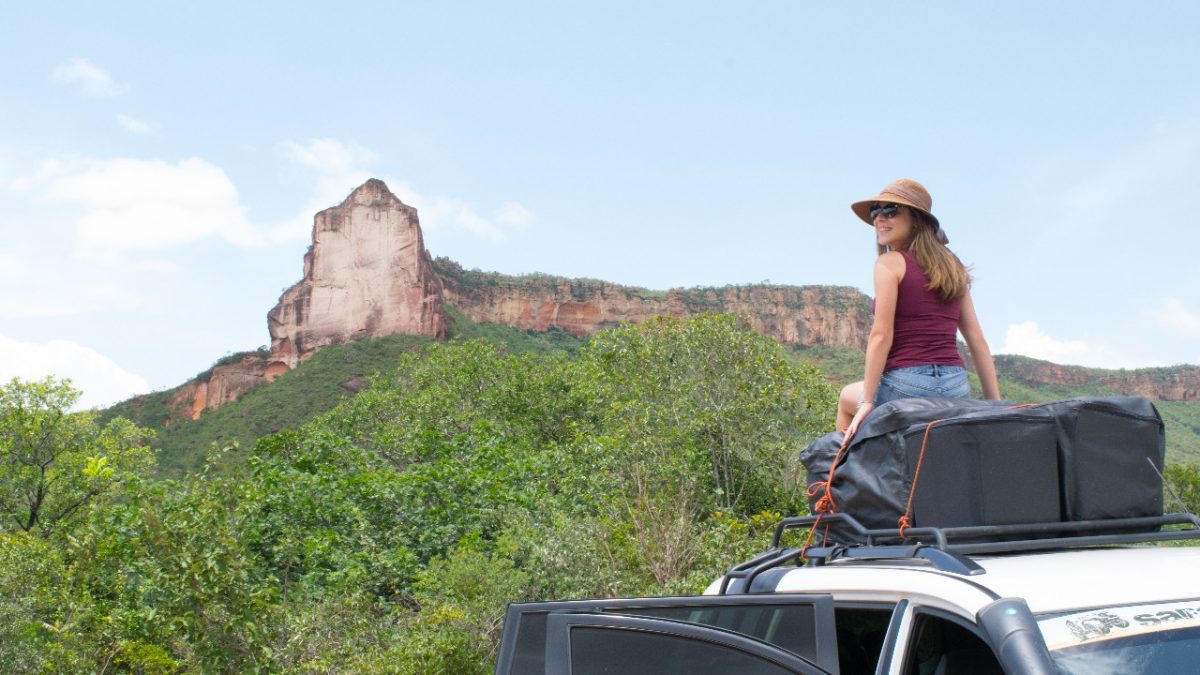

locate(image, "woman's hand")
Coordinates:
845 400 874 439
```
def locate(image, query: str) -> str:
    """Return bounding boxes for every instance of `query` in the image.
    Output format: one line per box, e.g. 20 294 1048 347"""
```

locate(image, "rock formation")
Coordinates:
996 355 1200 401
166 353 270 421
266 179 447 371
153 178 1198 424
435 258 873 349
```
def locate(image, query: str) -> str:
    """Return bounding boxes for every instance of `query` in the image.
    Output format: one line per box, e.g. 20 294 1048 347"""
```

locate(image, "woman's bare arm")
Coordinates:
846 252 905 436
958 290 1000 400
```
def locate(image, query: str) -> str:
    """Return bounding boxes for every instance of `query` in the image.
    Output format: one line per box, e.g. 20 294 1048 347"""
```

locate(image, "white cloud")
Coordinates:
0 335 149 410
397 187 508 244
389 182 538 245
9 139 534 265
131 258 180 274
0 253 33 282
14 156 260 259
0 279 142 320
999 321 1149 369
272 138 535 246
1154 298 1200 336
271 138 377 242
52 58 124 97
281 137 377 174
495 201 534 231
117 114 151 134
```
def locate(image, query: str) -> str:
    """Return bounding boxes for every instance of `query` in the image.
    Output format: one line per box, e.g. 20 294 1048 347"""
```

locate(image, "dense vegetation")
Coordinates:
8 313 1200 671
103 306 586 477
1 314 836 672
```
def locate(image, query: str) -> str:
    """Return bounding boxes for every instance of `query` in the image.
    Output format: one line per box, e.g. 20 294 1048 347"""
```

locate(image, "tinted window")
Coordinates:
569 625 802 675
1052 625 1200 673
904 614 1001 675
625 603 817 658
835 607 893 674
504 600 827 674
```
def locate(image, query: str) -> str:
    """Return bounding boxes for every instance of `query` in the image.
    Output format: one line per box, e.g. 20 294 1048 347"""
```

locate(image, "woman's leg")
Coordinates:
837 381 863 432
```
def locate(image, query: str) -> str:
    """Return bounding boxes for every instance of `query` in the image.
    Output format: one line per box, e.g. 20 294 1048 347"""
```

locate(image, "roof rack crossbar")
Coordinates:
943 527 1200 555
719 547 805 595
716 512 1200 584
914 513 1200 539
770 512 1200 550
771 514 951 549
800 543 985 575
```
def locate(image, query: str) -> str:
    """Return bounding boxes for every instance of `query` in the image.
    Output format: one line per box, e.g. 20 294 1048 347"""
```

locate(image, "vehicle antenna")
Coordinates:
1149 457 1197 518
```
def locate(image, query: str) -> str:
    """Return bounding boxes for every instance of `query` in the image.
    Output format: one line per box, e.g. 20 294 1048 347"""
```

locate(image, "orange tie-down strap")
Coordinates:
898 403 1036 538
804 402 1038 550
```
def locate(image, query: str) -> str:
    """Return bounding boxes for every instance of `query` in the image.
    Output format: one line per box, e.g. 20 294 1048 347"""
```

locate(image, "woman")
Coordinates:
838 178 1000 437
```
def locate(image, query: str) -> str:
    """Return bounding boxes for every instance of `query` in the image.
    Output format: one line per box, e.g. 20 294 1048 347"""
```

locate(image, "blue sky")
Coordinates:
2 1 1199 408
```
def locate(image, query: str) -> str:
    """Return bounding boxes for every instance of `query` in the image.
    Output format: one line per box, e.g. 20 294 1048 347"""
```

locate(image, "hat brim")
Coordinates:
850 194 940 227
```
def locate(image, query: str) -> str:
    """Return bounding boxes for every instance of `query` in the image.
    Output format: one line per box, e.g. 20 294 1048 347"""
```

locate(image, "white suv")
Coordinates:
494 512 1200 674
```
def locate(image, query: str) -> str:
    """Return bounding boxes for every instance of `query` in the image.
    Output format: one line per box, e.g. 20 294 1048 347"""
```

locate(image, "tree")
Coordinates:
0 377 154 533
578 314 835 514
573 314 836 583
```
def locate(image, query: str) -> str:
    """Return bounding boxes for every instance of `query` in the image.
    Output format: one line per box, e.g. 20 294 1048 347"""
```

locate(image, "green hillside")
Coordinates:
107 317 1200 476
103 306 585 476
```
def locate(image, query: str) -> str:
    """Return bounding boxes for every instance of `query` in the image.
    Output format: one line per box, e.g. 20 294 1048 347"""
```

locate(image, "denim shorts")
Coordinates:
874 365 969 405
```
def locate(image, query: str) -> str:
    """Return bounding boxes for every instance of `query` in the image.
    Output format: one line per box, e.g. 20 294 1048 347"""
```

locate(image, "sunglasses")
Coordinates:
869 204 901 221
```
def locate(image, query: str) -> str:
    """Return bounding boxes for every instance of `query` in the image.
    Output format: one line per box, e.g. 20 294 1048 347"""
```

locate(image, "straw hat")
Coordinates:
851 178 948 243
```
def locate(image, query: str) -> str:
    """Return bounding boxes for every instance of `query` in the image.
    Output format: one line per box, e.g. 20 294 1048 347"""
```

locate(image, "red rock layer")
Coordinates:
266 179 447 371
436 261 873 350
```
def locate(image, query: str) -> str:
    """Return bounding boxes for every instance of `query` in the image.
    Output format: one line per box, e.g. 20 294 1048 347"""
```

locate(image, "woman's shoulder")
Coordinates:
875 250 908 282
876 250 908 271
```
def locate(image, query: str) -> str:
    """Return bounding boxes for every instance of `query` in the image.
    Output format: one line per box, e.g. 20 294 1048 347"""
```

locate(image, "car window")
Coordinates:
903 612 1002 675
497 595 839 674
1039 599 1200 674
626 603 821 660
834 606 894 674
547 613 832 675
567 625 809 675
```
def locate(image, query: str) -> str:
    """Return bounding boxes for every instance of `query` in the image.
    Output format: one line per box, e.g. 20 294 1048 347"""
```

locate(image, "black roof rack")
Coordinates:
717 512 1200 595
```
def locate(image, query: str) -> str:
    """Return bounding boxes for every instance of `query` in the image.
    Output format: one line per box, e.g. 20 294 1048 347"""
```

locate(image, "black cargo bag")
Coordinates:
800 397 1164 544
1044 397 1166 521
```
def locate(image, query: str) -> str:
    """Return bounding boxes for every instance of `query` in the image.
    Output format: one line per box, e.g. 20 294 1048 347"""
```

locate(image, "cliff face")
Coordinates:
167 353 270 421
994 355 1200 401
266 179 447 371
435 259 873 350
160 178 1197 424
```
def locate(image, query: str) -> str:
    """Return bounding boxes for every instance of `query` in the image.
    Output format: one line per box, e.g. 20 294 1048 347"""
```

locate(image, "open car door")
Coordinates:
494 594 839 674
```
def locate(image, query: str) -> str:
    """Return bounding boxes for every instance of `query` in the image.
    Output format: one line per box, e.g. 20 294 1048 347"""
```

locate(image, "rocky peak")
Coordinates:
266 180 448 372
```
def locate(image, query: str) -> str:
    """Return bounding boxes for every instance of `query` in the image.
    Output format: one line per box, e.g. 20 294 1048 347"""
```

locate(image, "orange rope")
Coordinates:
898 418 944 538
800 513 822 557
801 431 857 559
896 403 1034 538
809 432 854 516
799 515 834 560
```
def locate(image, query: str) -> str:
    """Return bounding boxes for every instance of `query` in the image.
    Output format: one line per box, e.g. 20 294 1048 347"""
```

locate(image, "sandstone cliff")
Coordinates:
166 352 270 421
266 179 447 371
995 355 1200 401
434 258 873 349
156 178 1198 423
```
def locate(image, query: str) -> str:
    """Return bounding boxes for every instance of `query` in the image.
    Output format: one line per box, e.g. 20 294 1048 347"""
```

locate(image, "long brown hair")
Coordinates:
877 208 971 302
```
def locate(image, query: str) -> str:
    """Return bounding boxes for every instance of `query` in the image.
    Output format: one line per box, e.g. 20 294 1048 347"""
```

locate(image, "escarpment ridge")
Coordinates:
139 179 1198 422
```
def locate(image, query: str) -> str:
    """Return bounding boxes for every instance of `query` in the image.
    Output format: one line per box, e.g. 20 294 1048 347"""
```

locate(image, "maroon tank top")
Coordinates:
881 250 964 371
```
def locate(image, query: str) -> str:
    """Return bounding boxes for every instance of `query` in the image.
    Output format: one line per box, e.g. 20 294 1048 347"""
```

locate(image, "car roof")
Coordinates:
970 546 1200 613
741 545 1200 619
